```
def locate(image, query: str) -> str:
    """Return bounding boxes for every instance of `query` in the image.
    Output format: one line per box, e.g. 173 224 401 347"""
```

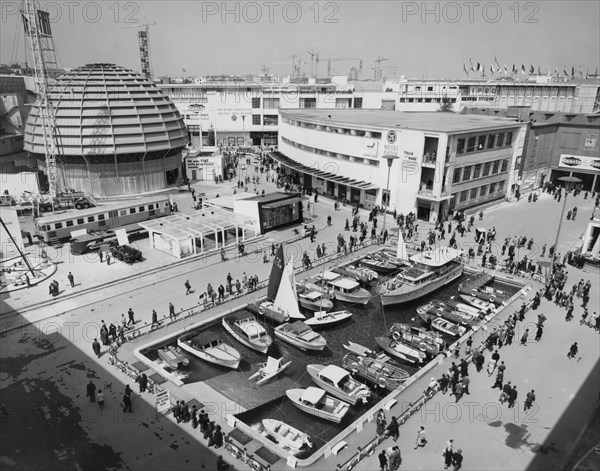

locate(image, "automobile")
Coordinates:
240 164 247 170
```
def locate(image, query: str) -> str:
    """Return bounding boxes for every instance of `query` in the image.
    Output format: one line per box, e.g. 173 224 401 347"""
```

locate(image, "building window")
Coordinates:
300 98 316 108
462 166 471 181
453 167 462 183
492 160 500 174
139 206 145 212
381 100 396 111
501 159 509 172
263 98 279 109
466 137 476 153
505 132 513 146
487 134 496 149
119 210 127 216
87 216 95 223
335 98 351 108
480 185 488 196
497 180 505 192
98 214 105 220
497 133 505 147
77 218 84 224
263 115 278 126
129 208 136 214
55 222 63 229
251 97 260 108
483 162 491 177
457 139 465 155
460 191 468 202
470 188 478 199
473 164 481 179
489 182 497 193
354 97 363 108
477 135 486 151
66 220 74 227
252 114 261 125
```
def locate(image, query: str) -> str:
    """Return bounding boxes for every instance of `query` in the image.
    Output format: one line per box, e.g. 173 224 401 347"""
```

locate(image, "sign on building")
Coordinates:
558 154 600 172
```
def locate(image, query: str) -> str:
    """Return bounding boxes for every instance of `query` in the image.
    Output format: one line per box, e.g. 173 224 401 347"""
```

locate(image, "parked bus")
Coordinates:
35 195 171 243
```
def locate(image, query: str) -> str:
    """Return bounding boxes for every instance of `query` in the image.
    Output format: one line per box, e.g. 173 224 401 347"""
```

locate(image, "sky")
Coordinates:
1 0 599 80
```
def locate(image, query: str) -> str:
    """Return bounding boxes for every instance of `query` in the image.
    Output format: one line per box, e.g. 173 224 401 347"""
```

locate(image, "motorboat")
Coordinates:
313 271 371 305
374 336 426 364
222 312 273 354
388 323 446 355
286 387 350 423
304 310 353 329
459 294 497 313
417 301 479 327
341 344 409 391
274 321 327 351
430 317 467 337
297 289 334 312
262 419 313 453
307 364 371 405
359 252 400 275
248 356 291 386
467 286 510 306
379 247 464 306
177 332 241 369
446 296 486 317
332 264 378 284
157 346 189 369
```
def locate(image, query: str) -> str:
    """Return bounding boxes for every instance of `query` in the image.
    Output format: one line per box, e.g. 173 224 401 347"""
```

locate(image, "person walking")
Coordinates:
520 328 529 346
389 446 402 471
500 381 512 404
452 448 464 471
567 342 578 359
491 370 504 389
461 375 471 395
68 272 75 288
172 401 182 423
151 310 159 328
122 392 133 413
524 389 536 411
96 389 105 409
535 324 544 341
386 416 399 441
508 385 518 409
414 426 427 449
378 449 388 471
443 439 454 469
127 308 135 326
185 279 192 295
169 302 175 320
86 380 96 402
92 338 101 358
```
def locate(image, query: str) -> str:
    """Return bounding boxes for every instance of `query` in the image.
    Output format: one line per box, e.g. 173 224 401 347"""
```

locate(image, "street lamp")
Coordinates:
241 115 246 147
381 154 399 238
550 175 582 275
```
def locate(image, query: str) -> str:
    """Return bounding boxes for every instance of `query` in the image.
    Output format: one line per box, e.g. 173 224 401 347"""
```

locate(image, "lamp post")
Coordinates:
550 176 582 276
381 154 399 238
241 115 246 147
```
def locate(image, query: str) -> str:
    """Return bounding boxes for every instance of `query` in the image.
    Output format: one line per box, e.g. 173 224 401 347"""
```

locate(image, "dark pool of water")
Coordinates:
141 272 520 455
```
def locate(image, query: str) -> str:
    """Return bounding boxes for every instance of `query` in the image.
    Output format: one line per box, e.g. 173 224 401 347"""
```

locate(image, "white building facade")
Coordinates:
275 109 527 222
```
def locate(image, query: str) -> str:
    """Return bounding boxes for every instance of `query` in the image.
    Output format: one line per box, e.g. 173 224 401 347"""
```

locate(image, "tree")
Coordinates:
439 95 454 112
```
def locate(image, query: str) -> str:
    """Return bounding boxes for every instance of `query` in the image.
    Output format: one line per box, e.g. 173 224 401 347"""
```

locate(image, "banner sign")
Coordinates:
155 389 171 413
558 154 600 172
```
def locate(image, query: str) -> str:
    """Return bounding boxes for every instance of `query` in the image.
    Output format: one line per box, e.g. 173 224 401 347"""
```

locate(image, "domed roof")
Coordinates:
24 63 188 156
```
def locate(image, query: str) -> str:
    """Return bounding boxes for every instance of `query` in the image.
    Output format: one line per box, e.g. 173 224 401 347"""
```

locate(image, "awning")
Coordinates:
270 152 379 191
261 197 302 209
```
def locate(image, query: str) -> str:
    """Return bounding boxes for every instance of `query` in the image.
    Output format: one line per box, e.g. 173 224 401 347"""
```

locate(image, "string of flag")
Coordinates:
463 58 597 79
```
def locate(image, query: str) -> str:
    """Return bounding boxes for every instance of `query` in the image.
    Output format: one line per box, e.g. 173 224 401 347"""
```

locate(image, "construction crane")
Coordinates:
21 0 60 198
374 57 388 81
307 50 320 77
125 20 156 79
327 58 363 78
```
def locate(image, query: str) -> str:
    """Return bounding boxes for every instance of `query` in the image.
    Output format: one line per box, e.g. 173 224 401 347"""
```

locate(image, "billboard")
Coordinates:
558 154 600 172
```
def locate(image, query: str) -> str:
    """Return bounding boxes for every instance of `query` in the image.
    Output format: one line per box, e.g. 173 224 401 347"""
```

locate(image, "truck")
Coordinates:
36 191 96 213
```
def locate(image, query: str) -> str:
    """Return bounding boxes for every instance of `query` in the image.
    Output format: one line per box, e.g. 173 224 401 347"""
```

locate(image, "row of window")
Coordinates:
456 131 514 155
251 114 278 126
398 98 457 103
453 159 510 183
40 202 165 231
281 117 382 139
456 180 506 204
281 136 380 166
251 97 280 109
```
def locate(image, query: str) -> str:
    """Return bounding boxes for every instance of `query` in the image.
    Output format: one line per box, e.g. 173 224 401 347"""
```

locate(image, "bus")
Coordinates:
35 195 171 243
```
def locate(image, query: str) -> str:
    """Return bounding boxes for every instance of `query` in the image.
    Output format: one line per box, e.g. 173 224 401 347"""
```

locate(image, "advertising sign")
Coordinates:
155 389 171 413
363 139 379 158
558 154 600 172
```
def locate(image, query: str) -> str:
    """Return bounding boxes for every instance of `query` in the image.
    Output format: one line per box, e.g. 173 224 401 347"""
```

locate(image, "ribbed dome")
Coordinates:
24 63 188 156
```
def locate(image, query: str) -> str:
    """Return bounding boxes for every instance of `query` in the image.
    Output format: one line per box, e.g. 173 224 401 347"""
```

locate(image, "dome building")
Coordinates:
24 63 189 196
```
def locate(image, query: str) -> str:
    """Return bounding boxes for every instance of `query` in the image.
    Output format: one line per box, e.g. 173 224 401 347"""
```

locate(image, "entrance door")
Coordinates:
338 184 347 202
327 181 335 197
417 203 431 221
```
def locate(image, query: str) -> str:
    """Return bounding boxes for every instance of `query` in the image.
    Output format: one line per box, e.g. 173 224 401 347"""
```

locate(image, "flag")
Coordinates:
469 58 475 72
537 66 541 75
585 67 589 79
463 63 468 75
571 66 575 78
490 64 495 74
504 65 508 75
563 66 568 76
546 66 550 76
512 64 517 75
529 65 535 74
494 56 501 69
477 62 482 72
521 64 526 75
578 66 583 77
555 67 559 76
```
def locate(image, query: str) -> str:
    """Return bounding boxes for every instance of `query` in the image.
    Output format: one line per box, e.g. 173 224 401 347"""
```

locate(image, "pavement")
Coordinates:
1 175 598 471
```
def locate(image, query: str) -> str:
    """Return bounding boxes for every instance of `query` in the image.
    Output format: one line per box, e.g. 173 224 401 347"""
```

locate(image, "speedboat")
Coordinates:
304 310 353 329
222 313 273 354
417 301 479 326
307 364 371 405
297 289 334 312
341 352 410 390
262 419 313 453
374 336 426 364
447 296 485 317
274 321 327 351
286 387 350 423
459 294 496 313
389 323 446 355
178 332 241 369
359 253 399 275
332 264 378 284
314 271 371 305
157 346 189 369
430 317 467 337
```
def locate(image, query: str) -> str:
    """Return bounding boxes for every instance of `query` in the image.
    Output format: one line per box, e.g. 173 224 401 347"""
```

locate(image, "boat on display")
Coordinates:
446 296 486 317
417 301 480 327
262 419 313 453
297 289 334 312
388 323 446 355
341 348 410 391
374 336 426 364
430 317 467 337
248 356 292 386
157 346 190 369
332 264 378 284
379 247 464 306
177 332 241 369
252 246 305 322
463 287 509 306
304 310 353 329
459 294 497 313
222 312 273 354
307 364 371 405
286 387 350 423
313 271 371 304
274 321 327 351
458 273 495 294
359 252 400 275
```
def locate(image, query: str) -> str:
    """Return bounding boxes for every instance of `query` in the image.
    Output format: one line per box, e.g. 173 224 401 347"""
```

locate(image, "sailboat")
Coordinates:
250 245 305 323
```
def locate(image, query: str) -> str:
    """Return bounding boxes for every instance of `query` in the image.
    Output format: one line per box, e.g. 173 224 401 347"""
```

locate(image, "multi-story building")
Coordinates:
275 109 527 222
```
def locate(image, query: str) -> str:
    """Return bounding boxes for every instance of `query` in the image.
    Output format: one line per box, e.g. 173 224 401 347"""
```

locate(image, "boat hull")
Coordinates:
262 419 310 453
341 354 409 390
374 337 424 364
307 365 369 405
360 259 398 275
380 264 463 306
222 317 271 354
274 329 326 351
286 389 349 423
334 290 371 305
177 337 240 369
304 311 353 329
298 298 334 312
